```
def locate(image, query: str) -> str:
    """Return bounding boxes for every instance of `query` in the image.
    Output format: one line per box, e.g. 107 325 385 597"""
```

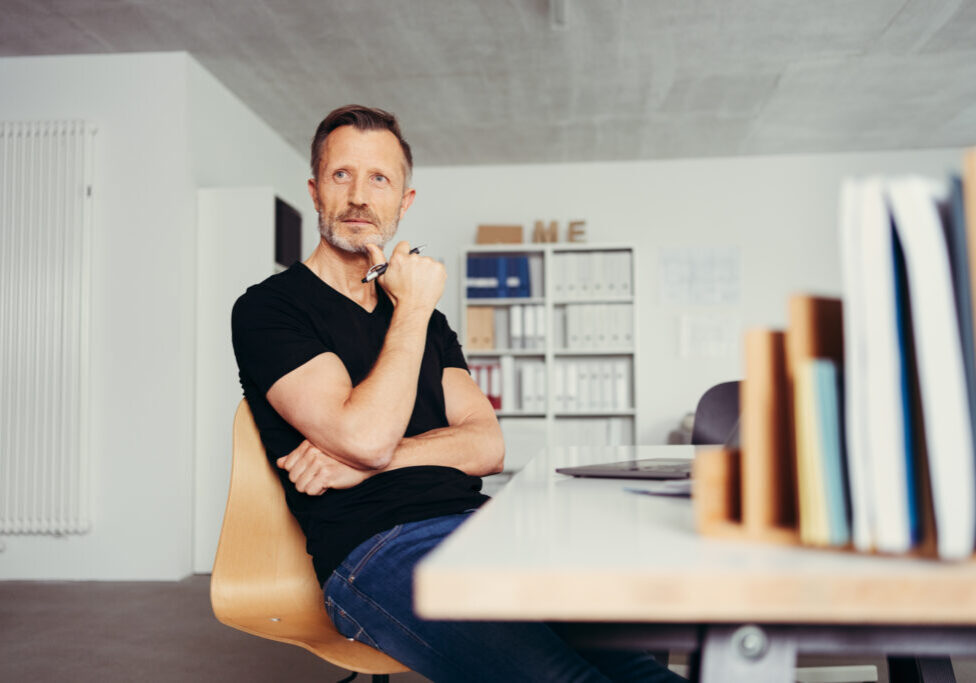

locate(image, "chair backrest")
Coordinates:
210 399 407 675
691 381 741 446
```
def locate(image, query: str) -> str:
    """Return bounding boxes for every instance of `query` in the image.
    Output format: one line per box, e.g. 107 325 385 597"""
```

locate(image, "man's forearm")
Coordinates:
337 305 432 461
379 417 504 477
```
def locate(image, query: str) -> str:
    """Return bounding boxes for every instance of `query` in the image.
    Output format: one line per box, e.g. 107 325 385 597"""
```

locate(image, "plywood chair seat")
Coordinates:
211 400 408 678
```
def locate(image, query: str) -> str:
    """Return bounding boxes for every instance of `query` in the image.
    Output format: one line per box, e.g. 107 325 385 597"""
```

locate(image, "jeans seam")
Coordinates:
347 523 403 580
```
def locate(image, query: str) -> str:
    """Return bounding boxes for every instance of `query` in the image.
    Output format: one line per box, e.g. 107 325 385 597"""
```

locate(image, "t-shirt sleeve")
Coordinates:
433 311 468 372
232 286 332 395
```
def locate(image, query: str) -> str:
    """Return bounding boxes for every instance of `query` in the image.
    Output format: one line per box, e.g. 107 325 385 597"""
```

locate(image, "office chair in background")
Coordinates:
690 380 741 446
210 400 408 683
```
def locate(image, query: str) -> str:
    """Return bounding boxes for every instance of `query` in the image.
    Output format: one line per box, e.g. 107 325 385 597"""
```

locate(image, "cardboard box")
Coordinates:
476 224 523 244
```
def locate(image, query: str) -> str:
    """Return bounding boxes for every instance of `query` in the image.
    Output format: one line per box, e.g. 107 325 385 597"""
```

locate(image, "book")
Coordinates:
741 328 796 535
888 176 976 559
840 178 919 554
812 358 850 546
793 357 828 545
786 295 843 547
839 179 877 552
965 149 976 346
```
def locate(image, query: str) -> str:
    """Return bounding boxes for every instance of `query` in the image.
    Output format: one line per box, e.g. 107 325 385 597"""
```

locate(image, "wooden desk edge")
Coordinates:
415 564 976 625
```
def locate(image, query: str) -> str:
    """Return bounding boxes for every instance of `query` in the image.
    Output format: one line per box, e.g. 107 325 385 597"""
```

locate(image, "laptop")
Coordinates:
555 456 692 480
554 418 739 481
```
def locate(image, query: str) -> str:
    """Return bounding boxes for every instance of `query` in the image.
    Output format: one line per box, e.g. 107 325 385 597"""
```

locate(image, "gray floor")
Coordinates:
1 576 970 682
0 575 428 683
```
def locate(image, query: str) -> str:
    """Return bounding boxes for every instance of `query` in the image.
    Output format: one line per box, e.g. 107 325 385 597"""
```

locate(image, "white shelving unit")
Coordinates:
461 243 638 473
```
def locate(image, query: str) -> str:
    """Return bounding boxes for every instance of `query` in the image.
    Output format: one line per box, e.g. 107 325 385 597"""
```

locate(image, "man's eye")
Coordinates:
373 174 388 183
334 170 349 180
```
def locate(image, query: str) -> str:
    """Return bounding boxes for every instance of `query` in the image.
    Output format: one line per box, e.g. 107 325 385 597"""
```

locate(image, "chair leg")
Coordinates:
336 672 357 683
650 650 670 667
371 676 390 683
888 656 955 683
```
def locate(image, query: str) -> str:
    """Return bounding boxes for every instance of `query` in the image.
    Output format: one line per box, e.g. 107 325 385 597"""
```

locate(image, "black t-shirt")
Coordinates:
231 262 488 584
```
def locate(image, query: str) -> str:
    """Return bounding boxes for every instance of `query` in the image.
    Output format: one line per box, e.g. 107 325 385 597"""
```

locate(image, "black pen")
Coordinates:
361 244 426 283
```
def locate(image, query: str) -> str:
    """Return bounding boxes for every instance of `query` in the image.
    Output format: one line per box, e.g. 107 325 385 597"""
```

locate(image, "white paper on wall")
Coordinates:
678 313 739 359
658 247 741 306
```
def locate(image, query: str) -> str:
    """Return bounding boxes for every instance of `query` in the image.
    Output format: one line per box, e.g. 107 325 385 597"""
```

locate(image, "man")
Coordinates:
232 105 683 682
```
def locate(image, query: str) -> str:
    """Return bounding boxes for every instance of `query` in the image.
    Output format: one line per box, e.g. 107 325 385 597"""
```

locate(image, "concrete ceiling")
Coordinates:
3 0 976 166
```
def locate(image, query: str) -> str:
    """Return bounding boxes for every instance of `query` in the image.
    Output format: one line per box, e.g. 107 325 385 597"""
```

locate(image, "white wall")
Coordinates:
186 57 317 574
0 52 313 580
401 149 962 443
0 53 195 579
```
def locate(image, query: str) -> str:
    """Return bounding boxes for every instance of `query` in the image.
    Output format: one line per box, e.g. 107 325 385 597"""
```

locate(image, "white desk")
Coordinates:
415 445 976 682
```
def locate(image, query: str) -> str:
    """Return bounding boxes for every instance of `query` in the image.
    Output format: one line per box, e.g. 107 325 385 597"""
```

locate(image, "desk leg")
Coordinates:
696 625 797 683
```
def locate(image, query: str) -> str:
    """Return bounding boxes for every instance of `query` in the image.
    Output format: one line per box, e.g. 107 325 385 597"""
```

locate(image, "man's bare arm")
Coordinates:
267 241 445 469
278 368 504 495
384 367 504 474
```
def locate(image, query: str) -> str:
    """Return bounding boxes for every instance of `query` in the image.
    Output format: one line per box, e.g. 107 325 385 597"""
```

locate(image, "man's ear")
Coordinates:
399 188 416 220
307 178 320 212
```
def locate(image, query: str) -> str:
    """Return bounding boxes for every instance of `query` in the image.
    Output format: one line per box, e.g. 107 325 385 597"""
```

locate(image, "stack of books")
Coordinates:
694 149 976 561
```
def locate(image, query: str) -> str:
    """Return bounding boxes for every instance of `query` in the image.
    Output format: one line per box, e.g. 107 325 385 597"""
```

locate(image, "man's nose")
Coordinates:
348 176 368 206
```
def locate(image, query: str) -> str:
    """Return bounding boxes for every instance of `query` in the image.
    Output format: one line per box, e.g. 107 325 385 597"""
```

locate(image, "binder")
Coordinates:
493 306 510 349
528 253 544 298
465 306 494 350
500 356 515 410
553 306 567 349
533 304 546 348
523 303 536 350
510 304 524 349
488 362 502 409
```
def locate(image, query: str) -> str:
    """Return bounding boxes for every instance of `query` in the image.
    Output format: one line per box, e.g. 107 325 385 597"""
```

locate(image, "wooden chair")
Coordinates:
210 399 408 682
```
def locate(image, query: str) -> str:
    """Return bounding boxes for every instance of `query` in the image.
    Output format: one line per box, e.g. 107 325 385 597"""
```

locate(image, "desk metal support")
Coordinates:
692 625 967 683
698 625 797 683
560 622 968 683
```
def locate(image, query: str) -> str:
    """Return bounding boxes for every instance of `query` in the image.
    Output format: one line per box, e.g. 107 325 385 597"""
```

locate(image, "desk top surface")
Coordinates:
414 445 976 624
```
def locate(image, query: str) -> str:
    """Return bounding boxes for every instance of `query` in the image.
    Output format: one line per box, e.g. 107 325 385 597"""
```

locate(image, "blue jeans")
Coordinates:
323 512 686 682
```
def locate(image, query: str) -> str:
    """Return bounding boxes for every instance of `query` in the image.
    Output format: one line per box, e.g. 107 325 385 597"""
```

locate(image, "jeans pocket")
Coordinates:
347 524 403 580
325 597 381 650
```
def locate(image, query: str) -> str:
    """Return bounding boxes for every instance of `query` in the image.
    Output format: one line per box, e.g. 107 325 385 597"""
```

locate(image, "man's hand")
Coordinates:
365 241 445 312
276 440 371 495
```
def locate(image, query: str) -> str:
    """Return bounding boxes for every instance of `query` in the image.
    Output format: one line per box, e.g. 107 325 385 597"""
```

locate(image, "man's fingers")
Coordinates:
293 464 318 493
391 240 411 258
364 243 386 267
278 440 310 470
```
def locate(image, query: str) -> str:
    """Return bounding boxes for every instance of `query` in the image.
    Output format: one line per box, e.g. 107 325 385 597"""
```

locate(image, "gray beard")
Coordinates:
318 212 397 254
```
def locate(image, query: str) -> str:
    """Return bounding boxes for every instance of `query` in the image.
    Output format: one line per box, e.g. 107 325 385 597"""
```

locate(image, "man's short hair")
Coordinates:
310 105 413 183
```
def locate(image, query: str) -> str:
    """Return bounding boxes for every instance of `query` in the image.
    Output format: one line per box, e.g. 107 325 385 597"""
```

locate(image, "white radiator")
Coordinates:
0 121 96 535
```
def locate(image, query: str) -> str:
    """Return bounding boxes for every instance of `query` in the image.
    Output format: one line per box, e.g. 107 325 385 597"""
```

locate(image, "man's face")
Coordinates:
307 126 415 254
